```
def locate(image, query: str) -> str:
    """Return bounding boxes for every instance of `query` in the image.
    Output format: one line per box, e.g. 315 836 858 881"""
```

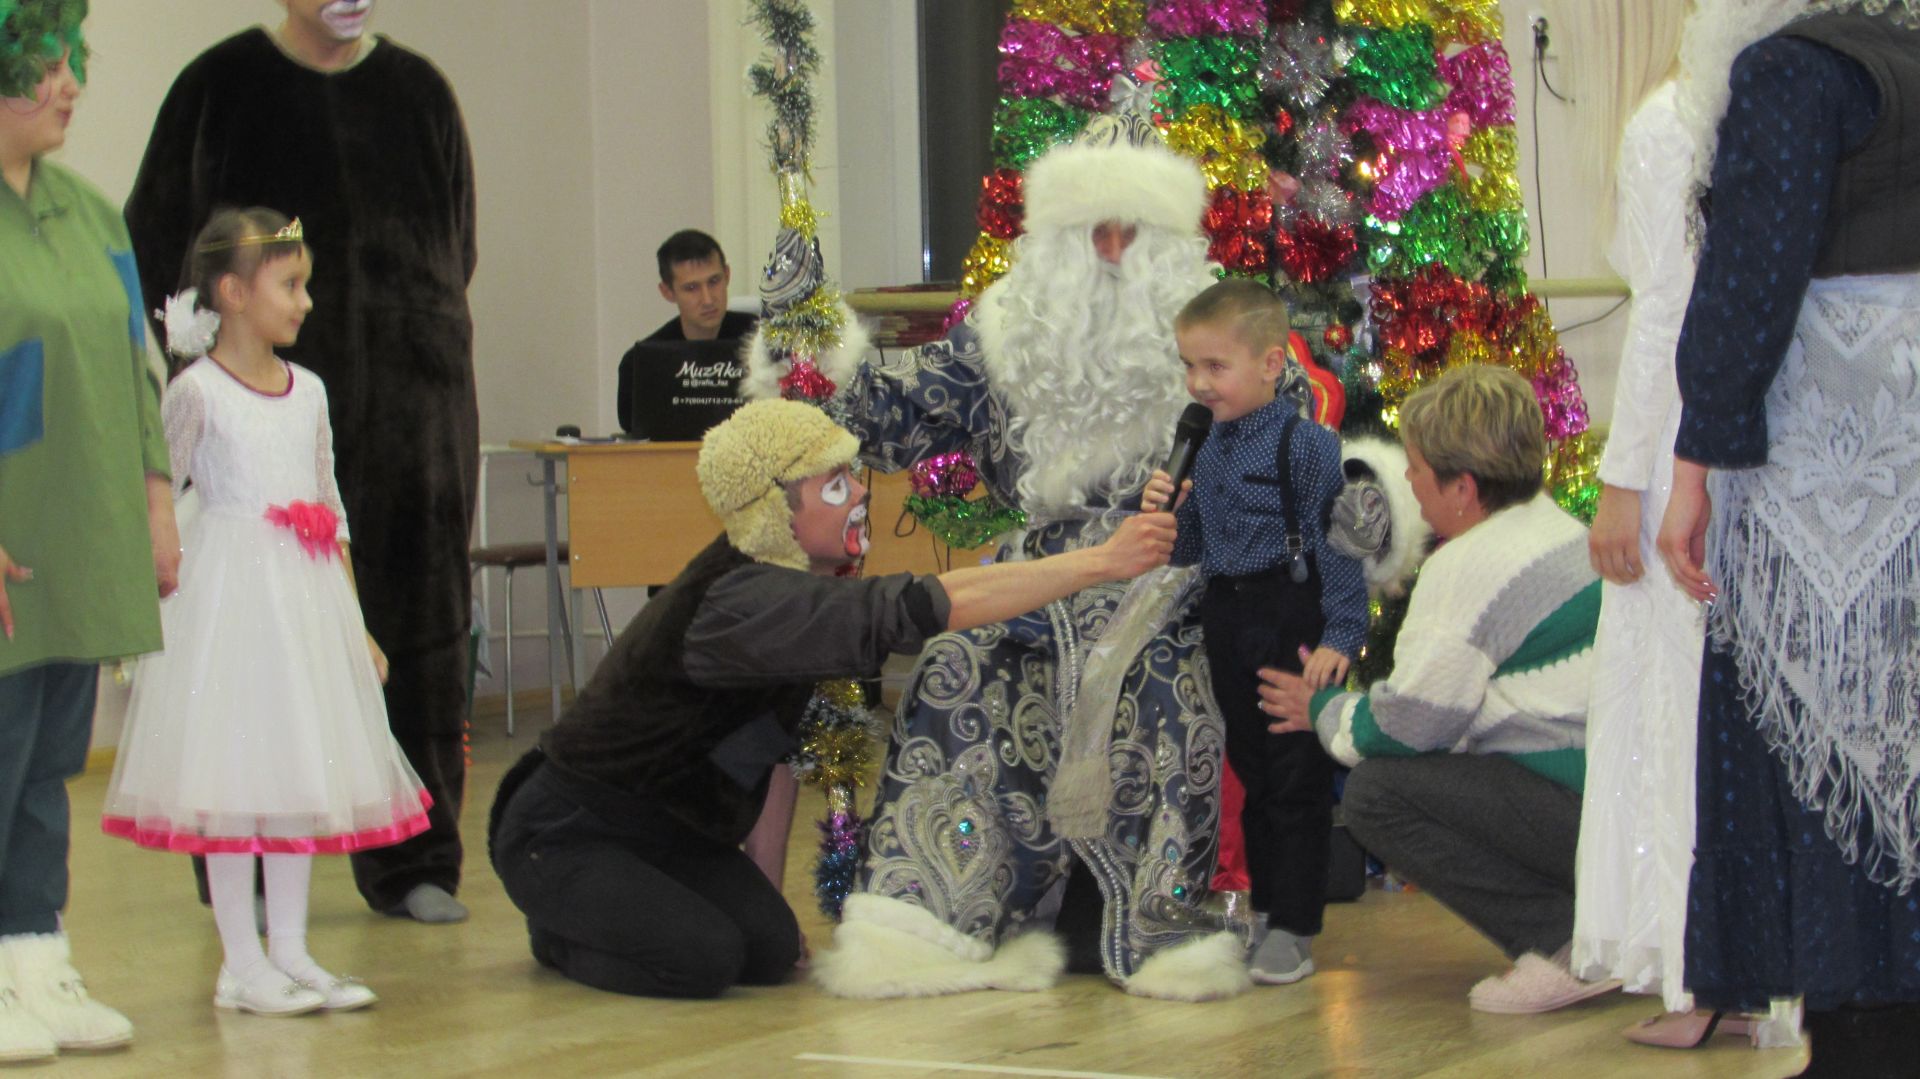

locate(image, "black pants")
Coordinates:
1200 565 1334 936
193 636 468 910
351 634 468 909
489 754 799 999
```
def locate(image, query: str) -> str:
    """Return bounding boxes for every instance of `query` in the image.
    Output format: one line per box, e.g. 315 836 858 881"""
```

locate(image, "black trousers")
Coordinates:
1200 565 1334 936
351 634 468 909
193 635 468 909
489 754 799 999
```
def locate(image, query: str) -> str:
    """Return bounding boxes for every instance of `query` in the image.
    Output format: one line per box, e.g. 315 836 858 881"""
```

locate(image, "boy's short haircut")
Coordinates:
1175 279 1292 355
657 229 727 284
1398 364 1546 514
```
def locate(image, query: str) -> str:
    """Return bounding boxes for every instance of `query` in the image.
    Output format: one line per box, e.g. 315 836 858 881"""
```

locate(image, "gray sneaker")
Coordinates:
1249 928 1314 985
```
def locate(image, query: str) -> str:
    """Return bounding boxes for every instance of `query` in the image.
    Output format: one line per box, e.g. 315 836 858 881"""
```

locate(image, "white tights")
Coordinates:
204 853 329 984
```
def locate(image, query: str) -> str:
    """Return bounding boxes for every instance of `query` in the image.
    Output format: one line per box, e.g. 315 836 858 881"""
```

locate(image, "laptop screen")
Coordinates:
618 339 748 441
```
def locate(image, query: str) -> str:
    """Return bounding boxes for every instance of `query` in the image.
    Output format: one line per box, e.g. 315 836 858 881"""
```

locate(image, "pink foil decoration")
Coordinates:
1145 0 1269 38
942 297 974 335
1440 44 1515 128
998 19 1125 110
1371 150 1453 221
910 451 981 499
1533 354 1591 440
1344 99 1450 155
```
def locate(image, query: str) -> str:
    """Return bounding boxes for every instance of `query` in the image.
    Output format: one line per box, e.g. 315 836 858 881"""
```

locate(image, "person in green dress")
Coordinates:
0 0 175 1062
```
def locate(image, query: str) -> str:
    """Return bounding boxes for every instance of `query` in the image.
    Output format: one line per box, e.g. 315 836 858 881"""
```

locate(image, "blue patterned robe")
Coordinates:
844 319 1227 980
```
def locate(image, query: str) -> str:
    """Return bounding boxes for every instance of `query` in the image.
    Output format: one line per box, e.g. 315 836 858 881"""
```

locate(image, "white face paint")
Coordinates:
320 0 374 40
820 472 851 507
843 501 870 558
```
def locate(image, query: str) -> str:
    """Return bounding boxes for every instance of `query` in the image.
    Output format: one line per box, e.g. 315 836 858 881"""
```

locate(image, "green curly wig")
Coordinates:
0 0 87 100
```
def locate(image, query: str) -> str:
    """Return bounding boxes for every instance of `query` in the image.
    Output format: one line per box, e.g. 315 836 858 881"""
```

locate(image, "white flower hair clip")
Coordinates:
157 289 221 359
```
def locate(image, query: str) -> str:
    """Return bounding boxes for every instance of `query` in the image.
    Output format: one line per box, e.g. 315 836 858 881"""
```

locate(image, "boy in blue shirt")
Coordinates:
1143 280 1369 984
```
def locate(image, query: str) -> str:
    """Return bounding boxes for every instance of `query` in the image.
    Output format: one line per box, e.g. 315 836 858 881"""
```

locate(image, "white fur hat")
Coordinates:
697 399 860 570
1021 138 1208 235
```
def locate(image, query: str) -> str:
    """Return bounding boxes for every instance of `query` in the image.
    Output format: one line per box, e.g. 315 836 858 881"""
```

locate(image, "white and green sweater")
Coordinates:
1310 494 1600 792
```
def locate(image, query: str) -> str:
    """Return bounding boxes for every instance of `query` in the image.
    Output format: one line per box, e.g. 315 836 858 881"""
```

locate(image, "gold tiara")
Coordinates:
196 218 304 253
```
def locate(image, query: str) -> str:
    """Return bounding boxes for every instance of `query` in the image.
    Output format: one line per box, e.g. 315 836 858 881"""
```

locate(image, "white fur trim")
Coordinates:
1122 931 1253 1002
811 895 1064 998
740 302 873 403
1342 437 1431 598
1022 141 1207 234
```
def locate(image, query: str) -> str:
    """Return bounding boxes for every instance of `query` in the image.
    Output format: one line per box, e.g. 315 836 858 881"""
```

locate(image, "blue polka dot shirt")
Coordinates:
1172 396 1370 658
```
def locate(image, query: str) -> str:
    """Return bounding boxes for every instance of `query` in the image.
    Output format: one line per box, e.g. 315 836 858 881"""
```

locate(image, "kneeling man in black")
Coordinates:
489 399 1176 998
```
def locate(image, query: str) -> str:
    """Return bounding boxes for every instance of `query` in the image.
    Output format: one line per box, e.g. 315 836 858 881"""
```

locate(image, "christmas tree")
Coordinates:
956 0 1597 520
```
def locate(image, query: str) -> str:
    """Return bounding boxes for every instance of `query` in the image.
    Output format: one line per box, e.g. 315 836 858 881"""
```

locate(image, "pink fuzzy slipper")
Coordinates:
1468 952 1621 1015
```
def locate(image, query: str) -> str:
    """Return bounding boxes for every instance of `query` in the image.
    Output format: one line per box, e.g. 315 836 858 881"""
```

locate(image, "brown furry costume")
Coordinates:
124 28 477 910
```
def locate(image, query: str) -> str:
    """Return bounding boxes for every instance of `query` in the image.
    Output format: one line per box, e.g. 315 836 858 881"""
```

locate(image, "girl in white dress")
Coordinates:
101 208 429 1017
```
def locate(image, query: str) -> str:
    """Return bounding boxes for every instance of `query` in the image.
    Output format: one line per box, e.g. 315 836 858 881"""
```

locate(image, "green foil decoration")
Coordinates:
1152 36 1265 122
992 97 1091 170
1346 25 1444 111
905 494 1028 551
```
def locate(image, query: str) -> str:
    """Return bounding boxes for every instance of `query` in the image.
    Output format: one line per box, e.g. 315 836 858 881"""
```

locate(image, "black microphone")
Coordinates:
1161 403 1213 497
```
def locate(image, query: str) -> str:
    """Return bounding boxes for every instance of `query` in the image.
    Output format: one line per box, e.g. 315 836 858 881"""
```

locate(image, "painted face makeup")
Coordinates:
320 0 374 40
843 500 870 559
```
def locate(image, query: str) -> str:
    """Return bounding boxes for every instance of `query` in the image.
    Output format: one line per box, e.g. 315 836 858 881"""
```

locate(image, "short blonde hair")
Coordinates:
1175 278 1291 355
1398 364 1545 514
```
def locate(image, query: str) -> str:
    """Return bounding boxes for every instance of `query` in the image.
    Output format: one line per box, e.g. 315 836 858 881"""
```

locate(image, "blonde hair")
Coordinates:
1175 278 1292 355
1399 365 1545 514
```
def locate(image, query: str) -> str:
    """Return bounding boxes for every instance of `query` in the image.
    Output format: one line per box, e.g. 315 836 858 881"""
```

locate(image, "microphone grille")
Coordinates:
1176 402 1213 435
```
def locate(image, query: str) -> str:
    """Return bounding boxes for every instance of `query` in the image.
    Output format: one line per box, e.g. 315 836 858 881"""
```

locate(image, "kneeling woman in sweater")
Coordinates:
1259 364 1610 1015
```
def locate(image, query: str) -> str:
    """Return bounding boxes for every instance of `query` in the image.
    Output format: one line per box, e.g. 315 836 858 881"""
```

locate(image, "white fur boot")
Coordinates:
2 933 133 1050
1124 930 1253 1002
812 894 1065 998
0 949 56 1063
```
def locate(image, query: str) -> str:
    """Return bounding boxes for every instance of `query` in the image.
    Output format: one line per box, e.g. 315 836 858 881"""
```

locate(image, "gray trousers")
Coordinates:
1342 754 1581 959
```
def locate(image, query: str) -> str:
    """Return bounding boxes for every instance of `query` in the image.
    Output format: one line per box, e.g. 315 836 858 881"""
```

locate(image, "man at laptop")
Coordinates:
620 230 758 435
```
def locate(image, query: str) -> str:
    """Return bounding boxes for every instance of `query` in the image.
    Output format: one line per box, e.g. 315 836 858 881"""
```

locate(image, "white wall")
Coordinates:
70 1 1630 746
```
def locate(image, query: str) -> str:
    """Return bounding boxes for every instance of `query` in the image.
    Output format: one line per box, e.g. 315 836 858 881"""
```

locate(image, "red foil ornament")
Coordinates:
976 169 1025 241
1204 187 1274 273
1323 323 1352 351
779 357 837 402
1273 217 1356 284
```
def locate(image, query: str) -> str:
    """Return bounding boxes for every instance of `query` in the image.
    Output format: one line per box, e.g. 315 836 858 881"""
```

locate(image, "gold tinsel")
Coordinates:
961 232 1013 297
1009 0 1145 36
1500 304 1561 378
1547 432 1602 489
820 678 864 711
1437 0 1503 46
1444 328 1494 370
1162 104 1267 191
1462 126 1522 212
764 285 847 358
780 197 821 239
800 720 879 791
1333 0 1437 31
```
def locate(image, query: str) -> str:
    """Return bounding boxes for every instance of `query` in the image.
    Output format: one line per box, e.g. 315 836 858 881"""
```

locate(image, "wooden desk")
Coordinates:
509 439 996 715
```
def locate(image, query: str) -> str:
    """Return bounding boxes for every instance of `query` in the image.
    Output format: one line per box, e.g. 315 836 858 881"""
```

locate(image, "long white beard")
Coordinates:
976 226 1217 515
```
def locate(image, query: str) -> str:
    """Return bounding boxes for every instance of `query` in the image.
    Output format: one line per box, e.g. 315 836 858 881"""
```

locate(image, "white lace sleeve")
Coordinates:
312 379 351 544
161 371 205 499
1599 86 1695 492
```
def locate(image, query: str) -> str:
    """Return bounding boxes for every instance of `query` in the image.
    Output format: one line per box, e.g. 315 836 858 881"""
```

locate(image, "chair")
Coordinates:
469 541 613 736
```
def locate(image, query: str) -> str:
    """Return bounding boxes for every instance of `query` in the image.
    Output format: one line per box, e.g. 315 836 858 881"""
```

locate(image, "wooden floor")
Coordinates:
53 711 1806 1079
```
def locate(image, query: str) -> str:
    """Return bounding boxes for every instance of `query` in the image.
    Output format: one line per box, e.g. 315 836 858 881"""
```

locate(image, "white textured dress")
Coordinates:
1569 83 1705 1014
102 357 429 854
